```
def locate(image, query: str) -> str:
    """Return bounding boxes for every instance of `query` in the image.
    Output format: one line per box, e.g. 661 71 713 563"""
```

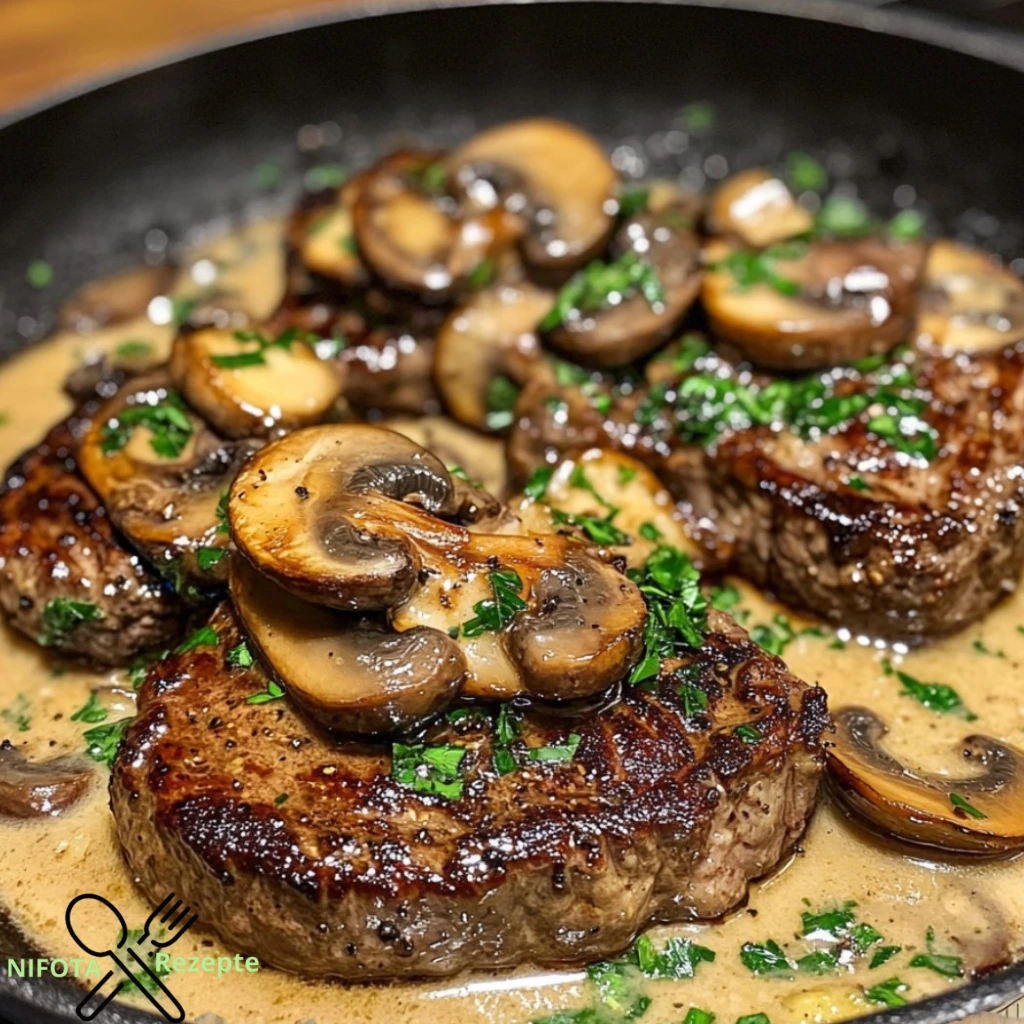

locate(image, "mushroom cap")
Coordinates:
707 168 813 248
78 372 257 583
169 326 342 439
230 557 465 734
827 705 1024 856
228 424 462 611
547 201 702 368
0 748 94 819
434 282 552 431
916 240 1024 354
702 237 928 370
58 262 177 334
353 150 520 300
446 118 617 279
291 175 370 290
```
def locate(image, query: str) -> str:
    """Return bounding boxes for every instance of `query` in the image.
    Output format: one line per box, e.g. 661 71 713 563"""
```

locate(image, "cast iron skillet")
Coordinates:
0 1 1023 1020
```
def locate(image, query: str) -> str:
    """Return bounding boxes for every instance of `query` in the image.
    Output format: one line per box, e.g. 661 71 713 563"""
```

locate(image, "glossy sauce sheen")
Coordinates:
0 220 1021 1024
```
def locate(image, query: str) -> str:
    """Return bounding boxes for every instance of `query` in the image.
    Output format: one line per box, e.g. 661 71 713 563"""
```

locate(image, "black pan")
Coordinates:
0 0 1022 1020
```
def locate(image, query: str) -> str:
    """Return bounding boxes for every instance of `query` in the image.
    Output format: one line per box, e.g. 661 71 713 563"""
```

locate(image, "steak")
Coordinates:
0 409 184 665
508 342 1024 643
111 602 827 979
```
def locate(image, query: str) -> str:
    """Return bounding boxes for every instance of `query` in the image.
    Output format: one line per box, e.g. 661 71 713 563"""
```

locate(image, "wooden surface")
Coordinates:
0 0 358 114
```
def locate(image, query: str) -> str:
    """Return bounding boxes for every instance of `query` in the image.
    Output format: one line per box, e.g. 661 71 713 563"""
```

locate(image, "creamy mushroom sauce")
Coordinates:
0 218 1022 1024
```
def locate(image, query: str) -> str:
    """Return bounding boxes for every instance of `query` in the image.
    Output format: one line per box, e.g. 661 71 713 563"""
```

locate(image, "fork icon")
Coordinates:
66 891 196 1022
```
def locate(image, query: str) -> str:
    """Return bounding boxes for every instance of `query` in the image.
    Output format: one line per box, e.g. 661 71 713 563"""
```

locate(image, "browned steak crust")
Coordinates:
111 603 826 980
508 345 1024 642
0 409 183 664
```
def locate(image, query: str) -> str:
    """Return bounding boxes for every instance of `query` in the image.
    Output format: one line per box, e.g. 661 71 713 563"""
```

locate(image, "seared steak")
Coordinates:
111 603 826 979
0 410 183 665
509 343 1024 642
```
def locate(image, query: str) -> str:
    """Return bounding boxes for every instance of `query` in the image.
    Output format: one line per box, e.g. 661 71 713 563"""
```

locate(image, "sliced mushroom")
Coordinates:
230 558 464 734
827 706 1024 855
290 175 370 291
515 448 697 567
0 748 93 818
446 118 617 280
229 424 463 611
59 263 177 333
78 372 258 583
916 240 1024 354
353 150 520 300
545 192 702 368
434 282 552 431
702 237 928 369
707 168 813 248
169 326 341 439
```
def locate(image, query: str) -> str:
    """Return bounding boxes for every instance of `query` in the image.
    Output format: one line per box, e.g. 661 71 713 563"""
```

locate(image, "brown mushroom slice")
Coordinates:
703 237 928 369
516 448 696 568
707 168 813 248
169 326 341 439
230 558 464 734
292 176 370 290
78 373 257 583
228 424 463 611
434 282 553 430
827 706 1024 855
447 118 617 279
353 151 519 300
916 240 1024 353
546 201 702 368
59 263 177 333
0 749 94 818
507 546 645 700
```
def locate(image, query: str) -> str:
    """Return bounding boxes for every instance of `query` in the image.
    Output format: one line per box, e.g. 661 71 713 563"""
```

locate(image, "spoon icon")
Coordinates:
66 893 186 1023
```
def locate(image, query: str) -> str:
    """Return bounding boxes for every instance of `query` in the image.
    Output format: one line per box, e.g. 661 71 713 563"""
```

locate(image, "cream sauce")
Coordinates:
0 219 1022 1024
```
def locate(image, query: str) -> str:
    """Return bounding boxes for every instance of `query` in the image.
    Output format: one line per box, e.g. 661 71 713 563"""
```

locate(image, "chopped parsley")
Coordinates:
617 464 637 485
870 946 902 970
680 101 715 133
972 637 1005 658
303 162 347 191
127 649 168 690
216 490 230 534
710 242 806 297
540 251 665 332
226 640 254 669
749 614 821 658
174 625 219 654
890 665 976 720
39 598 104 647
628 545 707 684
909 928 963 979
84 718 132 769
815 195 875 237
26 260 54 289
493 702 520 775
708 584 742 613
736 1015 771 1024
630 934 716 980
210 327 317 369
734 723 762 745
551 508 631 546
618 184 651 219
524 465 555 501
246 679 285 704
196 546 228 573
253 161 284 191
887 209 926 242
949 792 986 820
0 694 31 733
101 390 194 459
70 691 108 724
466 258 496 290
114 340 153 360
459 568 528 637
682 1010 715 1024
639 522 662 542
569 465 617 512
485 374 521 431
785 152 827 193
391 742 466 800
740 940 794 977
274 792 289 806
527 733 581 763
864 977 910 1008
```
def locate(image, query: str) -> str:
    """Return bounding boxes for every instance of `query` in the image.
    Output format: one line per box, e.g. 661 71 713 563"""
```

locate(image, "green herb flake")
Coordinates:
801 901 858 941
734 723 762 745
683 1009 716 1024
485 374 521 431
26 260 54 289
680 101 715 134
870 945 902 970
736 1015 771 1024
551 508 631 546
467 258 496 290
274 792 289 806
864 977 910 1008
39 598 104 647
114 340 154 360
527 733 582 764
253 161 284 191
70 691 109 725
227 641 254 670
887 209 926 242
739 940 795 977
0 694 31 733
617 464 638 485
631 933 716 980
84 718 132 769
211 350 267 369
392 742 466 800
639 521 663 542
304 162 347 191
524 466 555 501
795 949 840 975
196 546 228 573
847 475 870 492
816 195 874 237
216 490 230 534
894 667 976 720
618 184 651 219
460 568 528 638
949 792 987 821
100 390 194 460
711 243 805 297
246 679 285 705
972 637 1006 659
909 927 964 978
174 625 219 654
786 152 828 193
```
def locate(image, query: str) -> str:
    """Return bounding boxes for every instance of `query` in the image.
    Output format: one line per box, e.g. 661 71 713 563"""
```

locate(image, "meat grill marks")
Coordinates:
0 408 183 665
111 603 827 979
508 343 1024 642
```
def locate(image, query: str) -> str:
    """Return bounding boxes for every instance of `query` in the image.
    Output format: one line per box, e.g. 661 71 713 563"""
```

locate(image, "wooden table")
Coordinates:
0 0 356 114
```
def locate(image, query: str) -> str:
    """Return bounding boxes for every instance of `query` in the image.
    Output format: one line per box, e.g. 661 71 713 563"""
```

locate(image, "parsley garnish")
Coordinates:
711 242 806 297
70 691 108 724
683 1009 715 1024
786 152 827 193
524 465 555 501
734 723 762 745
864 977 910 1007
485 374 520 431
527 733 582 763
84 718 132 769
888 209 926 242
114 340 153 360
101 390 194 459
39 598 104 647
617 464 637 485
392 742 466 800
551 508 631 546
736 1015 771 1024
630 934 716 980
639 521 662 542
618 184 651 218
303 162 347 191
628 545 707 684
466 258 496 290
909 928 964 978
246 679 285 704
740 940 795 976
26 259 54 289
127 649 168 690
890 664 976 720
870 946 902 970
749 614 820 657
196 546 227 573
493 702 520 775
459 569 528 638
949 793 986 820
540 251 665 332
227 641 254 669
174 625 219 654
569 465 617 512
216 490 230 534
0 694 31 733
816 195 874 237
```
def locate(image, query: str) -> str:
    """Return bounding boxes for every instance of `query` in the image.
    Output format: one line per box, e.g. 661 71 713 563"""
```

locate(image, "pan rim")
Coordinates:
0 0 1023 1022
